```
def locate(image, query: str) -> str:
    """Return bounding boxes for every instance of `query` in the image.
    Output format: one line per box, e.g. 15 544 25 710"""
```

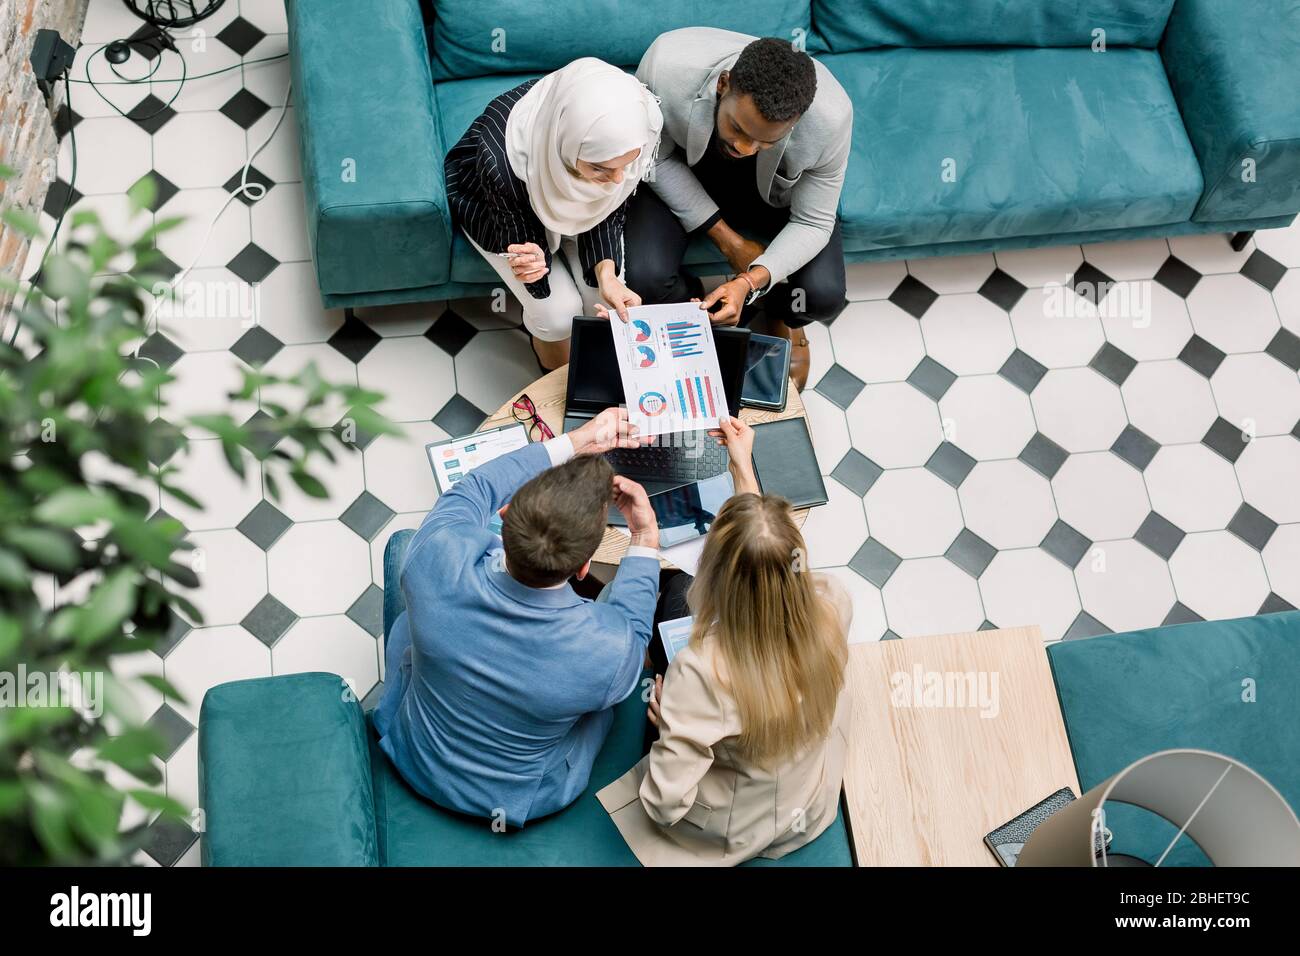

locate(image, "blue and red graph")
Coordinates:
664 319 705 359
630 319 652 342
638 391 669 416
634 345 656 368
673 375 717 418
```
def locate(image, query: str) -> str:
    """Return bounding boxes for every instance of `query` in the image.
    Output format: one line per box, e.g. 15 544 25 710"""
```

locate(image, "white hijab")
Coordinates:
505 58 662 251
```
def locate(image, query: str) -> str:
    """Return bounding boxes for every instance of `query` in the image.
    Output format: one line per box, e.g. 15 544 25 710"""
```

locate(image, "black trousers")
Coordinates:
625 179 846 329
641 570 694 752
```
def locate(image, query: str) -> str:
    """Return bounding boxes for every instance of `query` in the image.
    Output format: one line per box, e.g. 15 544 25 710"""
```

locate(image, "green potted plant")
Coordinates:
0 169 399 864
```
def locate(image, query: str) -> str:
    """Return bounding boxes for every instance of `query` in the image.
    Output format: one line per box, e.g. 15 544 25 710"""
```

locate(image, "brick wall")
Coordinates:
0 0 89 313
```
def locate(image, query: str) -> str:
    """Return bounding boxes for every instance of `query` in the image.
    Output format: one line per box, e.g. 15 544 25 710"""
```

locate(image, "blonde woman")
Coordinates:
598 417 853 865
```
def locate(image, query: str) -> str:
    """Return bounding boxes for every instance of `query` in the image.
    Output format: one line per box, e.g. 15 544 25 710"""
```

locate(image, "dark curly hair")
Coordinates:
728 38 817 124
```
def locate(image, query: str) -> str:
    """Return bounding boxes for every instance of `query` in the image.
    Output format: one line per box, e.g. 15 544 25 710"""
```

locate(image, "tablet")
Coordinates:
425 423 530 495
750 417 828 509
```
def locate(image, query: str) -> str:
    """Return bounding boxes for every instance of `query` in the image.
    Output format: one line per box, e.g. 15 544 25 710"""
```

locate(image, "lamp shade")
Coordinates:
1017 749 1300 867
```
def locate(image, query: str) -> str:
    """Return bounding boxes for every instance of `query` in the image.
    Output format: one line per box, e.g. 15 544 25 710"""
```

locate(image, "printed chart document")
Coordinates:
610 302 727 437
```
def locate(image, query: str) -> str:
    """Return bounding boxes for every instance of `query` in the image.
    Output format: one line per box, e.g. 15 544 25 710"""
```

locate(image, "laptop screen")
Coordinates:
566 316 750 418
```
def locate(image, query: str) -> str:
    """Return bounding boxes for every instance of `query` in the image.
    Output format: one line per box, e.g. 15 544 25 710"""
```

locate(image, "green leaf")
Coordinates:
76 568 141 646
0 547 30 591
0 615 20 658
37 253 90 303
1 206 40 238
34 487 120 527
290 468 328 499
3 527 79 573
110 517 175 569
127 175 157 214
136 673 185 702
128 789 189 819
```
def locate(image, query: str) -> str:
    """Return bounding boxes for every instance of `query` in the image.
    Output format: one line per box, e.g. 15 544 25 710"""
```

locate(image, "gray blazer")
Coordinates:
635 27 853 290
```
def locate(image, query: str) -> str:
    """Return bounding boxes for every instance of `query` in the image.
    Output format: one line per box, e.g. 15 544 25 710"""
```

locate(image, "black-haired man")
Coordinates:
627 29 853 390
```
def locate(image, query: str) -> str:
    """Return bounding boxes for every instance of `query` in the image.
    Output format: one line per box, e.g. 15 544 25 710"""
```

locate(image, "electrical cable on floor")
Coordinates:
5 27 294 359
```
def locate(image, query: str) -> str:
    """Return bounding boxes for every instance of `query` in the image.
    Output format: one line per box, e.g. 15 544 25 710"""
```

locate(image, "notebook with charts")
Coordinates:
610 303 728 437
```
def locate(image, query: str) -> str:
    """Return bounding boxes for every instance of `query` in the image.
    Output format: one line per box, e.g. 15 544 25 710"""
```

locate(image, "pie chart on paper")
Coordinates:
631 319 652 342
638 392 669 416
635 345 656 368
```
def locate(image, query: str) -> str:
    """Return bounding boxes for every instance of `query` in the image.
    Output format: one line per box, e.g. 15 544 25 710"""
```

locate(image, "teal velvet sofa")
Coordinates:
283 0 1300 310
1046 610 1300 866
198 676 854 866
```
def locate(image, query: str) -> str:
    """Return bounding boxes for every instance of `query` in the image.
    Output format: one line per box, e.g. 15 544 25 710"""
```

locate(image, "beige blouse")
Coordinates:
597 574 853 866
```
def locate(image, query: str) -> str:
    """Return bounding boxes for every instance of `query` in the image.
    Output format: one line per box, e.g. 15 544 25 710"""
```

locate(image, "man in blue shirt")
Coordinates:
374 408 661 827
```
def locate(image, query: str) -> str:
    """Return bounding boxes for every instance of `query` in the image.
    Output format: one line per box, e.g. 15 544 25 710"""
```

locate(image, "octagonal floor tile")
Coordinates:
864 468 963 559
882 557 985 637
1074 538 1176 633
1186 274 1280 354
1121 359 1219 445
1235 435 1300 525
1255 220 1300 269
846 260 907 301
800 479 868 568
266 448 367 523
1052 452 1149 542
919 294 1016 375
979 549 1081 642
1212 353 1300 438
155 267 258 353
817 567 889 644
1143 444 1243 533
1081 238 1171 282
1262 524 1300 607
802 390 852 476
830 301 925 384
1009 289 1105 370
183 529 268 627
364 420 447 515
163 350 257 438
1168 233 1254 274
164 624 271 724
58 117 151 196
1169 530 1272 622
452 328 537 414
906 253 996 294
846 382 945 469
260 342 358 427
273 615 381 701
959 459 1058 550
1031 367 1129 453
937 375 1037 461
1099 283 1194 362
1274 269 1300 335
268 520 373 617
253 262 344 346
357 336 457 423
994 245 1084 288
154 112 248 189
156 189 252 272
160 438 262 532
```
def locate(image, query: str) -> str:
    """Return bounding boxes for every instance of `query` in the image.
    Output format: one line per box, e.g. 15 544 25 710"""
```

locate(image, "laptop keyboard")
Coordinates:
606 434 730 482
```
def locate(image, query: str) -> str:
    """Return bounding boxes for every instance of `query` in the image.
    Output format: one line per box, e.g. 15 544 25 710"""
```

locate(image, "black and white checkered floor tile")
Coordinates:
34 0 1300 865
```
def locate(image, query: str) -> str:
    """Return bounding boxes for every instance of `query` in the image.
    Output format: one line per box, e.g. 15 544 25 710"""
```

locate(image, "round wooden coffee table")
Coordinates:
480 365 809 566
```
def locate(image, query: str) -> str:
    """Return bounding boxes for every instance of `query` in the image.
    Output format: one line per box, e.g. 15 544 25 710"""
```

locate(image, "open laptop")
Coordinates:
563 316 751 492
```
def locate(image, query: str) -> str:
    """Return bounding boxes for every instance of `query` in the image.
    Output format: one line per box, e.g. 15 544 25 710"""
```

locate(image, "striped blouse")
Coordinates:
444 79 626 300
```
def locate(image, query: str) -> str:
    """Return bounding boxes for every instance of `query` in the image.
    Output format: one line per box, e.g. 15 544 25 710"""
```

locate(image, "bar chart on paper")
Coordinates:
612 303 728 436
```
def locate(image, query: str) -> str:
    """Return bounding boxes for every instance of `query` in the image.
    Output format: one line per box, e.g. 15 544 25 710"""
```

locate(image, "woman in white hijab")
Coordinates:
445 58 663 370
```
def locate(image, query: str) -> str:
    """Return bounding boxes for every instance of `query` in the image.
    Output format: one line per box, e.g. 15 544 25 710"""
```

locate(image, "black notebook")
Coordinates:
750 417 828 509
984 787 1079 866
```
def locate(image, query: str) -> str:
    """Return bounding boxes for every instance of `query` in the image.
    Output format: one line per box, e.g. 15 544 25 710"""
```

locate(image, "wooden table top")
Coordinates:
480 364 808 566
841 626 1081 866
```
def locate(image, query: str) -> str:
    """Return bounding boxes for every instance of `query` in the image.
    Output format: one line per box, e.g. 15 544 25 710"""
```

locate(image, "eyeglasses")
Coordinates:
511 393 554 441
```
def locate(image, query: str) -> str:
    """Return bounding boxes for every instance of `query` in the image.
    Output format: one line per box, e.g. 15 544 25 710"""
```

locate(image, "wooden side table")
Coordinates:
841 626 1081 866
480 365 809 566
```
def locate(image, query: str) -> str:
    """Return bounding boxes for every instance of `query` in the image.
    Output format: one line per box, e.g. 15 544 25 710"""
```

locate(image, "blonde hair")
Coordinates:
687 494 848 765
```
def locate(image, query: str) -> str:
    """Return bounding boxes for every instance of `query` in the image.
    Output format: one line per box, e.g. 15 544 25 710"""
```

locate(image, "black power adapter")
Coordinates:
30 28 76 97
